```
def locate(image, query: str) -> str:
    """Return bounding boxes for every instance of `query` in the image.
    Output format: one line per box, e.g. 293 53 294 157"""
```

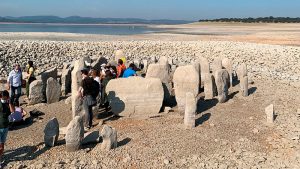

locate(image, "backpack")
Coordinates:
91 80 100 99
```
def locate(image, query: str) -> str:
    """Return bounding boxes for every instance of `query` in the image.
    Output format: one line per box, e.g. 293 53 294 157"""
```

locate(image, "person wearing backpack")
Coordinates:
78 69 98 129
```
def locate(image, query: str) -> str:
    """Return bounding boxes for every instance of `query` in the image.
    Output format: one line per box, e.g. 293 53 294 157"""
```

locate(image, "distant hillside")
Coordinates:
199 16 300 23
0 16 192 25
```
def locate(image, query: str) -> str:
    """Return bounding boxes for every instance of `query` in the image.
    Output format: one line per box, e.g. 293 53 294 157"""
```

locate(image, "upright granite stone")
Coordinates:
71 57 89 118
173 65 199 111
101 125 118 151
184 92 197 129
114 50 125 61
158 56 168 65
41 68 57 98
46 77 61 104
61 65 71 96
192 60 201 89
44 117 59 147
240 76 249 97
29 80 44 105
222 58 233 87
265 104 274 123
237 63 248 97
237 63 248 80
65 116 84 152
142 59 148 72
212 58 222 74
200 57 210 88
106 77 164 118
204 73 215 100
91 56 108 71
215 69 230 103
146 63 171 102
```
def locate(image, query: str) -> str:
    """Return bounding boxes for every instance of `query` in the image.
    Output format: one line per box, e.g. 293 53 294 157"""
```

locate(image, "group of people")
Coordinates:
0 61 34 166
77 58 139 129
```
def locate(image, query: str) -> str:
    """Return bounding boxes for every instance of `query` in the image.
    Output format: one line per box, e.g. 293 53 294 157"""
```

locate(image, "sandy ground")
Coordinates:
0 22 300 46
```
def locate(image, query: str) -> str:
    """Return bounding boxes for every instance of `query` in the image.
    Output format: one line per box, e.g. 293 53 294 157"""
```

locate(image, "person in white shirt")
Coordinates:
7 64 22 106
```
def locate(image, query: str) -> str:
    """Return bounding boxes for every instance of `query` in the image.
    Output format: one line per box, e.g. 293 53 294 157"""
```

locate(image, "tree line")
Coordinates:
199 16 300 23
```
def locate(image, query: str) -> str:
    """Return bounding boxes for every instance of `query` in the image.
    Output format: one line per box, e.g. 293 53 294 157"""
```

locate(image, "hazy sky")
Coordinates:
0 0 299 20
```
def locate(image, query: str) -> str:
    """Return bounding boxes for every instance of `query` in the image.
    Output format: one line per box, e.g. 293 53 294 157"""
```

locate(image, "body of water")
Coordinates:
0 23 166 35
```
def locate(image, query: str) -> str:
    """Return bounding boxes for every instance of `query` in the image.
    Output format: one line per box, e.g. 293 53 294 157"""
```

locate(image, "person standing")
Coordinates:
25 61 36 97
7 64 22 106
0 90 14 167
78 69 96 129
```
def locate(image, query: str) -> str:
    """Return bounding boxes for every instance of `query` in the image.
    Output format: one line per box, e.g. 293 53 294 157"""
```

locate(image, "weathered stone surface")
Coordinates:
215 69 230 103
29 80 44 105
44 117 59 147
204 73 215 100
71 57 89 118
142 59 148 72
65 116 84 152
212 58 222 74
146 63 171 103
173 65 199 111
184 92 197 129
114 50 125 61
222 58 233 87
200 57 210 88
41 68 57 98
61 66 71 96
237 63 248 80
101 125 117 151
106 77 164 118
265 104 274 123
192 61 201 89
240 76 249 97
158 56 168 65
46 77 61 104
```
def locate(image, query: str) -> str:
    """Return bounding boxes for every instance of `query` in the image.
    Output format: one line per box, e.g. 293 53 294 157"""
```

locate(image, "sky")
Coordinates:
0 0 299 21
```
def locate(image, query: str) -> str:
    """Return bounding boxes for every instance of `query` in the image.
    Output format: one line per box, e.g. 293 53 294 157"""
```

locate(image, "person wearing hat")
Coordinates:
7 63 22 106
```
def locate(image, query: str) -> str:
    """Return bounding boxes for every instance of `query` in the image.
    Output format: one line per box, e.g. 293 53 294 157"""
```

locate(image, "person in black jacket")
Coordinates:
78 69 96 129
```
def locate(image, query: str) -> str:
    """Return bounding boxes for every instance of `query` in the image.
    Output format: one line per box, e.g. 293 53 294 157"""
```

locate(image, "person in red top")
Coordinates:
117 59 126 78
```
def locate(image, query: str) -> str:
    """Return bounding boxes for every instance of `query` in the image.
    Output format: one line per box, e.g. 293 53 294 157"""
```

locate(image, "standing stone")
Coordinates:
265 104 274 123
146 63 171 103
200 57 210 88
106 77 164 118
46 77 61 104
29 80 44 105
192 60 201 89
44 118 59 147
91 56 108 71
61 65 71 96
158 56 168 65
173 65 199 111
211 58 222 74
240 76 249 97
114 50 125 61
41 68 57 98
142 59 148 72
222 58 233 87
237 63 248 80
204 73 214 100
71 58 89 118
184 92 197 129
150 56 157 64
65 116 84 152
215 69 230 103
133 59 141 69
100 125 117 151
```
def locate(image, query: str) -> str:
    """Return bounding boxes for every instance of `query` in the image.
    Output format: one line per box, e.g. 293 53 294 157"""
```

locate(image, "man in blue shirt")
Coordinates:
7 64 22 106
122 63 137 78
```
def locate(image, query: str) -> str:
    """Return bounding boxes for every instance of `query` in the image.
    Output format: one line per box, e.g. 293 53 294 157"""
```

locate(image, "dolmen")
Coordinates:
106 77 164 119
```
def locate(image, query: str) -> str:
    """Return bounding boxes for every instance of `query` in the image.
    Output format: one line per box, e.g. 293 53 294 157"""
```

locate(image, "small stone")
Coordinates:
253 128 259 134
98 120 104 126
163 159 170 165
92 160 98 165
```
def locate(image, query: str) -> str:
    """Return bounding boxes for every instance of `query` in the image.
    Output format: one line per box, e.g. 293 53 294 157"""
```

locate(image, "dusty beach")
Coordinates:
0 23 300 169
